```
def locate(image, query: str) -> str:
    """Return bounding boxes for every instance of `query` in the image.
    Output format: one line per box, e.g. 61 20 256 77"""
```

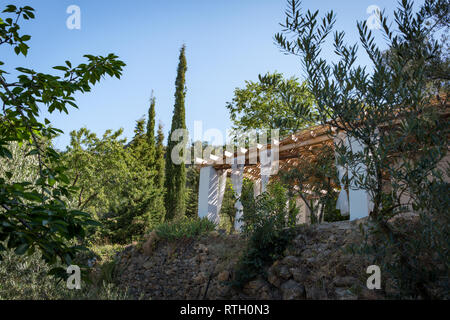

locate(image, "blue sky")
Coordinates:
1 0 424 149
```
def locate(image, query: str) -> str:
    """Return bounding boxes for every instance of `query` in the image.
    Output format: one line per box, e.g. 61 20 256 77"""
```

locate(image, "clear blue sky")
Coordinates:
2 0 424 149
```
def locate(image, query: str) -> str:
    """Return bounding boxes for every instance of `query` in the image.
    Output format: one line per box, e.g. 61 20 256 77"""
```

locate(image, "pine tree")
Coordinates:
164 44 187 220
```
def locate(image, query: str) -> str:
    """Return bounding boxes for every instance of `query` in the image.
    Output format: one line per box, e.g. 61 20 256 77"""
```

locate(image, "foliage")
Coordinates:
218 178 237 233
275 0 449 298
351 179 450 299
226 72 317 136
155 122 166 189
0 4 125 276
0 243 130 299
185 165 200 218
63 122 165 245
232 182 297 287
165 45 188 220
279 144 347 223
154 217 216 242
146 93 157 164
63 128 127 214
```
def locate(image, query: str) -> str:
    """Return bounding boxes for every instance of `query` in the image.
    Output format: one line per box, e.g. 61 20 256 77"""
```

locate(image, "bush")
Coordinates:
154 217 216 241
0 243 130 300
232 182 297 287
354 180 450 299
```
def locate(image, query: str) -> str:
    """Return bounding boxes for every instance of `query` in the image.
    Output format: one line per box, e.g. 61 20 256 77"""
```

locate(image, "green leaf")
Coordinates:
53 66 69 71
0 146 13 159
48 267 66 277
83 219 102 227
15 243 29 255
3 5 17 13
26 149 39 156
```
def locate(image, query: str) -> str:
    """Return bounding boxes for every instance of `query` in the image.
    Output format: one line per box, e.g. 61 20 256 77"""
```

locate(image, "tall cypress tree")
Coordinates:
155 122 165 189
146 92 156 165
164 44 187 220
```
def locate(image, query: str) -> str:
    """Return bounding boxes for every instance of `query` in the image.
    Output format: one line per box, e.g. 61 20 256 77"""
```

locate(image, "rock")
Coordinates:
268 261 291 281
289 267 308 283
217 271 229 282
196 243 208 254
280 280 305 300
316 223 332 230
359 288 380 300
336 221 352 230
267 272 281 288
305 257 317 265
144 270 152 278
196 253 208 263
193 272 207 284
279 265 291 280
243 279 272 299
282 255 300 267
306 286 328 300
335 287 357 300
142 231 159 256
333 276 358 287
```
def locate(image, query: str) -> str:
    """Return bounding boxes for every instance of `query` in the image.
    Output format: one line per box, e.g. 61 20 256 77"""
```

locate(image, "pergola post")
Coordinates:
347 136 373 220
197 166 223 225
231 157 245 231
253 178 261 198
260 149 272 193
334 133 350 216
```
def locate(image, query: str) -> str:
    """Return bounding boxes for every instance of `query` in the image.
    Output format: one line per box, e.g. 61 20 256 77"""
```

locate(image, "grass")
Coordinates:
154 217 216 241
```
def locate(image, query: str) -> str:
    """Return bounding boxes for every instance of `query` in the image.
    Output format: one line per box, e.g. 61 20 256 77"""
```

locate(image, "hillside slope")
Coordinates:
113 218 392 300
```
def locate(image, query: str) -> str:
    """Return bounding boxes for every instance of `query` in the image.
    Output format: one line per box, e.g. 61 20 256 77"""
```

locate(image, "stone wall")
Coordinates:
114 219 386 300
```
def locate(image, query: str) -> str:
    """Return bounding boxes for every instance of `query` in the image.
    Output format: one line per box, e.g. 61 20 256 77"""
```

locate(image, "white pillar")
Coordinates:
197 166 220 225
260 149 272 193
253 178 261 198
231 157 245 231
295 197 310 224
333 133 349 216
347 136 372 220
216 170 227 217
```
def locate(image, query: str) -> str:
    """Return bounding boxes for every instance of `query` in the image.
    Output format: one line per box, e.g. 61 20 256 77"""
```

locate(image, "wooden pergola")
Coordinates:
196 100 449 231
208 124 336 180
195 123 370 230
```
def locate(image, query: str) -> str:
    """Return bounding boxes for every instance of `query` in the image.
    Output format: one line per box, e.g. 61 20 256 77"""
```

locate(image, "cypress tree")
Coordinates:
155 122 165 189
146 92 156 165
164 44 187 220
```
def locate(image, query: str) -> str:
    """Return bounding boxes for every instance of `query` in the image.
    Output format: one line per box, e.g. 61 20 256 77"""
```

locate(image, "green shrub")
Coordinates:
218 178 238 233
0 244 130 300
232 182 297 288
354 180 450 299
154 217 216 241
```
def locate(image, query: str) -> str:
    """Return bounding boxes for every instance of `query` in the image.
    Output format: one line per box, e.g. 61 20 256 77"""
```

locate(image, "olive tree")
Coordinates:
275 0 448 298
